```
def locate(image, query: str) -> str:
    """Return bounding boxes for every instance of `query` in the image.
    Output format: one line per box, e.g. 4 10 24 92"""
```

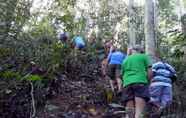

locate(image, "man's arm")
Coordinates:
101 59 108 77
106 50 112 63
147 67 153 82
145 55 153 82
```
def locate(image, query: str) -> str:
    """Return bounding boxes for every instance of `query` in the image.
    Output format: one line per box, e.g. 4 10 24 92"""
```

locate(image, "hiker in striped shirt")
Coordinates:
149 55 177 116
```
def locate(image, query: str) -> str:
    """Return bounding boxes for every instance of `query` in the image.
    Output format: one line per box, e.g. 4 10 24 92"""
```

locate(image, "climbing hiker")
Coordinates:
71 35 86 57
148 53 177 117
89 35 97 47
106 46 126 94
104 40 113 55
101 40 113 78
121 45 152 118
73 35 86 50
59 32 68 43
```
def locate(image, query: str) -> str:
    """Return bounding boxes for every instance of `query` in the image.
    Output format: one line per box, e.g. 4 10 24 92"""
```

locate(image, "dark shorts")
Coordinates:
107 64 121 80
122 83 150 103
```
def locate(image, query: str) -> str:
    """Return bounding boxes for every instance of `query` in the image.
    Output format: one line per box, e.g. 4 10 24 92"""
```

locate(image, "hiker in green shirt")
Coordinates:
121 45 152 118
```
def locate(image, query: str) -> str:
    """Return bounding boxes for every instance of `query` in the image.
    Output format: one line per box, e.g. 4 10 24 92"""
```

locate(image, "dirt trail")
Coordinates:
36 72 113 118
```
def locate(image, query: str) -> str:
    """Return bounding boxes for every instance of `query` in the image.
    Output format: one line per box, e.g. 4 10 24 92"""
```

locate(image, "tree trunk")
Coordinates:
145 0 156 59
154 0 159 48
179 0 186 35
181 14 186 35
178 0 185 29
128 0 136 47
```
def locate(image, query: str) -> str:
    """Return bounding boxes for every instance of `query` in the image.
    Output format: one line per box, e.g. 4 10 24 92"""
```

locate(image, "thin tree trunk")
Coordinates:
145 0 156 58
178 0 185 28
154 0 158 48
128 0 136 47
180 0 186 35
181 14 186 35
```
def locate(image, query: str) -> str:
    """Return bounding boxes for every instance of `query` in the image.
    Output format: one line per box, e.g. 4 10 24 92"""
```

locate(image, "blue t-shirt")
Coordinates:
74 36 85 47
107 51 126 65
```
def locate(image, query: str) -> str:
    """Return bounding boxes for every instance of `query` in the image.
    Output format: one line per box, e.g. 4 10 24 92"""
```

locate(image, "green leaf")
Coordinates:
25 75 42 81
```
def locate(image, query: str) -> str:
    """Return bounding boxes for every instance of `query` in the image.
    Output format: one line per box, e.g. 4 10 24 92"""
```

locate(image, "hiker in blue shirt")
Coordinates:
106 46 126 93
101 41 113 78
73 35 85 50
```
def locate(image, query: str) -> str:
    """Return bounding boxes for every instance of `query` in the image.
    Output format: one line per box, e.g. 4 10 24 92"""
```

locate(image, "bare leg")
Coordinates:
109 79 115 93
126 100 135 118
116 77 122 92
74 47 78 58
101 59 107 78
135 97 146 118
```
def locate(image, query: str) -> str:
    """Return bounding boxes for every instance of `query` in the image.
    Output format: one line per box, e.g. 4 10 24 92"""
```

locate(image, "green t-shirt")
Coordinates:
121 53 151 87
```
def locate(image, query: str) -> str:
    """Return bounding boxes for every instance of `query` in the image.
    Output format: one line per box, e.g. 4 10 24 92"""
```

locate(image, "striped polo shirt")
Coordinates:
151 61 176 87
